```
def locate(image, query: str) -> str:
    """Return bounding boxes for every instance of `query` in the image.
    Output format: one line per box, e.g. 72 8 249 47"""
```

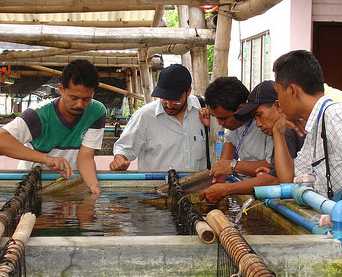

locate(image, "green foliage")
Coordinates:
313 260 342 276
165 9 179 28
207 45 214 74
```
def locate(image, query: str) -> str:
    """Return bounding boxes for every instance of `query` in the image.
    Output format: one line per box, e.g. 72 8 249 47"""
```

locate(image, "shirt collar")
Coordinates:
305 95 333 133
154 95 200 117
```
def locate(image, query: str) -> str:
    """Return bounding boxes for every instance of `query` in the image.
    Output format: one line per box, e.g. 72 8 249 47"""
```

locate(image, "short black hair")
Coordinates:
273 50 324 95
62 59 98 89
205 77 249 112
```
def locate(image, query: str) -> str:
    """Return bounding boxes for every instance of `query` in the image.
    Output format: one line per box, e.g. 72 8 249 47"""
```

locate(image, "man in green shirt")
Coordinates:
0 59 106 195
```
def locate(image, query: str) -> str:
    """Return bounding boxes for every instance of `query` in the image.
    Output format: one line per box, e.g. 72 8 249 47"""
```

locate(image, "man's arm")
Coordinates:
211 159 270 178
220 142 234 160
0 129 72 177
200 173 278 203
111 111 145 171
272 116 307 182
77 145 99 195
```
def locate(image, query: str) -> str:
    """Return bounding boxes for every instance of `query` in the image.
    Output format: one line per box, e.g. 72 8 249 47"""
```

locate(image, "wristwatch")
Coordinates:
230 159 238 174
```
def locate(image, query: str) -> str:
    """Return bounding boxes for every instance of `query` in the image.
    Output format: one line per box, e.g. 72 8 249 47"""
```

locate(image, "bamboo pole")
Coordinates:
0 1 220 13
177 5 193 74
232 0 283 21
0 25 215 46
189 7 208 96
148 44 192 56
9 55 140 66
0 48 79 61
195 220 216 244
157 169 211 193
27 65 144 100
12 212 36 245
211 0 232 81
152 5 165 27
10 70 125 78
139 49 153 103
0 19 154 28
3 61 139 68
0 49 139 61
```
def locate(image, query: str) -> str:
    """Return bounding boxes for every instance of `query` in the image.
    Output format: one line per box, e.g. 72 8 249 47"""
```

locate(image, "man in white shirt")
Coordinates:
273 50 342 199
203 77 273 179
110 64 207 172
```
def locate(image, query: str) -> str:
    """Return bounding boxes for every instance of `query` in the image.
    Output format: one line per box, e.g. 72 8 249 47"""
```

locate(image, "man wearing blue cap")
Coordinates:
110 64 207 171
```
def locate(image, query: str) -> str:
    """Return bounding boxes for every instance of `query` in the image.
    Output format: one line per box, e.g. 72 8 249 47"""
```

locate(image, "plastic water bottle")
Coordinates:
215 130 225 161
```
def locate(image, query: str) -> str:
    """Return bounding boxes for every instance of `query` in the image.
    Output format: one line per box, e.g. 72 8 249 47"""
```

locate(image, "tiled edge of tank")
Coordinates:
24 234 342 276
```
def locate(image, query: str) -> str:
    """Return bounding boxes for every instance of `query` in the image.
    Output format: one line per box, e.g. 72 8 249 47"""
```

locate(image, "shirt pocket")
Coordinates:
192 130 207 161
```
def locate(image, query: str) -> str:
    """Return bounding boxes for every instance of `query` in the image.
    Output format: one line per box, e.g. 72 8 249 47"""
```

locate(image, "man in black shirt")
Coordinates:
200 80 305 203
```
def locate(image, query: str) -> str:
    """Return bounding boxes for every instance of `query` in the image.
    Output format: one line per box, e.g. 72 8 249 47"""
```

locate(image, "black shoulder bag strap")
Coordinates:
196 95 211 169
321 104 335 199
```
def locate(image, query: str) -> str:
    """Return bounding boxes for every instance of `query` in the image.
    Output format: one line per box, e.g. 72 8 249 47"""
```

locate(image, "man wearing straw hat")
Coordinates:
0 59 106 195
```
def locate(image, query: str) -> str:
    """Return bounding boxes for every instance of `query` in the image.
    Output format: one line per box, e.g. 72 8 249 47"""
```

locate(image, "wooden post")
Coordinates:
211 0 232 81
139 49 152 103
126 70 134 114
189 7 208 96
177 5 192 74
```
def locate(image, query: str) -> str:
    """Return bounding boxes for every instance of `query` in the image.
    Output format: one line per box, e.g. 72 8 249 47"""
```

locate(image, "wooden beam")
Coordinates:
0 20 154 28
189 7 208 96
177 5 193 74
139 49 152 103
2 61 140 68
152 5 165 27
11 55 140 66
26 65 144 100
147 44 192 56
10 70 126 78
0 48 80 61
211 0 232 81
0 25 215 45
232 0 283 21
18 41 167 50
0 1 219 13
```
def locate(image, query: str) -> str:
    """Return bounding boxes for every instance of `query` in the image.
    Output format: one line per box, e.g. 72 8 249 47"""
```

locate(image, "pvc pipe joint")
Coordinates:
254 183 298 200
293 186 336 215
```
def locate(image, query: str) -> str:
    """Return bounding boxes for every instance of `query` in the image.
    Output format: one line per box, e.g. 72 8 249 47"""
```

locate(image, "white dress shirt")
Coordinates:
113 95 207 171
295 96 342 196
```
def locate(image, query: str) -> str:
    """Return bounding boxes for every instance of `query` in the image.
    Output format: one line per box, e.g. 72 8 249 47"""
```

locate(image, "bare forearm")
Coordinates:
235 160 270 177
225 174 278 195
0 131 48 163
77 153 98 188
273 131 294 182
220 142 233 160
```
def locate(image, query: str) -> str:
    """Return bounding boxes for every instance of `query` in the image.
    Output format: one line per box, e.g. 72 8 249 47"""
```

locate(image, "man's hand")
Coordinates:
110 154 130 171
44 155 72 179
210 160 231 179
319 215 332 227
273 115 306 137
88 183 101 196
199 183 230 203
255 166 271 176
199 107 210 128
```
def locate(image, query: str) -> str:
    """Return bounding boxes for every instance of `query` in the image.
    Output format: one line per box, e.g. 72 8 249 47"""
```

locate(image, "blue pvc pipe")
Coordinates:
331 200 342 241
293 186 336 215
265 199 329 235
254 183 298 200
0 171 189 181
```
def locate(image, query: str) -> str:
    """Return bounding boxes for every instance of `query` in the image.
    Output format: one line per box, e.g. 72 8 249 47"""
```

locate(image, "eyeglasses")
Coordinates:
161 99 183 106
